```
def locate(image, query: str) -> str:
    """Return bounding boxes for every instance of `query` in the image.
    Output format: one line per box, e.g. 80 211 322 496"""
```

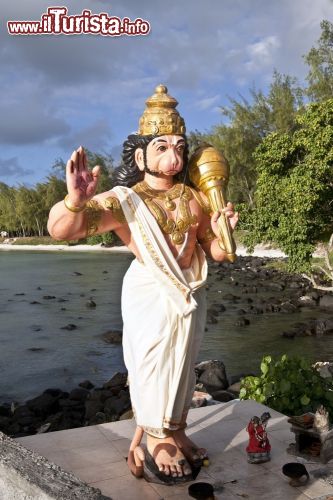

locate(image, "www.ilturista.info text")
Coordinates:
7 7 151 36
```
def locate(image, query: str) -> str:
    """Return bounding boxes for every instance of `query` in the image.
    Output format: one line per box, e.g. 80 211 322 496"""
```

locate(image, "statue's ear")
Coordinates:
135 148 145 171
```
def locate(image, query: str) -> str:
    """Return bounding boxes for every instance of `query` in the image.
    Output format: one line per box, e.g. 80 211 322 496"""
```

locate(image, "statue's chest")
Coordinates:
133 183 199 245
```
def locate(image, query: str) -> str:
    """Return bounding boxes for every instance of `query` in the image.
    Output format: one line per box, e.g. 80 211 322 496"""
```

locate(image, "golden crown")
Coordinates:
138 84 186 136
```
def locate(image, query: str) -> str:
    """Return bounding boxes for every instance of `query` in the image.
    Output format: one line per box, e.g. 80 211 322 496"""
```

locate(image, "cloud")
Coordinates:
56 119 113 152
0 100 70 146
245 36 281 72
0 157 32 178
197 95 221 111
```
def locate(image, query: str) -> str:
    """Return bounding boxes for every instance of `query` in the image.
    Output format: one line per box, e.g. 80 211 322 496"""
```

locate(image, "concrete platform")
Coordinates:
16 400 333 499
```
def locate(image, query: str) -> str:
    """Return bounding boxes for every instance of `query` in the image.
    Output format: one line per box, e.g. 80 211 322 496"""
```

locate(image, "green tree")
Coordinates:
0 183 17 235
51 150 114 193
245 99 333 273
304 20 333 101
197 71 303 206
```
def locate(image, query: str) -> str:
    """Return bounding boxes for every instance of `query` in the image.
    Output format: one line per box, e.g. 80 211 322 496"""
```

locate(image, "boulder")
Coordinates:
196 360 228 392
26 392 60 417
101 330 123 344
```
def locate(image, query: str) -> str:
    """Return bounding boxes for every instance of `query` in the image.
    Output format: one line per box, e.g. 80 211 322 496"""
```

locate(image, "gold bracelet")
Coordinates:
64 194 86 213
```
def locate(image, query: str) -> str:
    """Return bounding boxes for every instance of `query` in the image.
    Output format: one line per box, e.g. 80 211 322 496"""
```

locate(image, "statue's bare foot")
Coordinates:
173 428 208 462
146 433 192 477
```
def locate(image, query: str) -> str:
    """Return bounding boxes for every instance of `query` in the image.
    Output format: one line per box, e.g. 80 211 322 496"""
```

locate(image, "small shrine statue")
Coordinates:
313 405 330 433
246 411 271 463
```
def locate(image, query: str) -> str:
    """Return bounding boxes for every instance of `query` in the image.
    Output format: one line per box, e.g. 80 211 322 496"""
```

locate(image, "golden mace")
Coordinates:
188 145 237 263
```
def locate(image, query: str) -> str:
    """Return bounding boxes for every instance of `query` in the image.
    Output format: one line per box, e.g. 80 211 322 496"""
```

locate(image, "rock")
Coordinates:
60 323 78 331
227 381 242 394
84 400 104 420
27 347 44 352
313 362 333 378
297 295 317 307
26 393 60 417
86 299 96 308
119 409 134 420
104 394 130 418
313 319 333 336
247 306 263 315
222 293 240 301
30 301 41 305
73 271 82 276
0 405 11 417
69 388 90 401
101 330 123 344
196 360 228 392
79 380 95 390
103 372 127 390
266 282 284 291
207 314 218 325
43 295 56 300
280 301 298 313
281 330 296 339
234 318 250 327
210 390 235 402
212 303 226 313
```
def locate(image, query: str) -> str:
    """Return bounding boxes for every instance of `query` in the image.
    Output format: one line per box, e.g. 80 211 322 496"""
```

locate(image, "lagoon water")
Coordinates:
0 250 332 404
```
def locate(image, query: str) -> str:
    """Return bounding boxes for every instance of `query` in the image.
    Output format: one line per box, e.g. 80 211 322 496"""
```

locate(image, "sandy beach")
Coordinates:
0 242 288 258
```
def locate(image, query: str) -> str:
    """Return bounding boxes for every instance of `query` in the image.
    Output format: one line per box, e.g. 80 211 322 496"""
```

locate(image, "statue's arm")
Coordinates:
47 191 125 241
197 196 239 262
47 146 125 241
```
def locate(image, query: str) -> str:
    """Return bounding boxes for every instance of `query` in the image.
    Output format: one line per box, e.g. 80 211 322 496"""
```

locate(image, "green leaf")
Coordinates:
239 388 247 399
261 362 269 375
300 395 310 406
280 380 291 393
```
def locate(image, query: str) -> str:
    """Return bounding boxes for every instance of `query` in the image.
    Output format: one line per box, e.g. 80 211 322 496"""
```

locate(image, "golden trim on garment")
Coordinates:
104 196 126 224
126 195 190 301
86 199 103 236
198 227 216 245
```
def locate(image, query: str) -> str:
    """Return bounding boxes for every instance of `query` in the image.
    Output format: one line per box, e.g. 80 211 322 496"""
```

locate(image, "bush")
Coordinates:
86 232 115 247
240 354 333 419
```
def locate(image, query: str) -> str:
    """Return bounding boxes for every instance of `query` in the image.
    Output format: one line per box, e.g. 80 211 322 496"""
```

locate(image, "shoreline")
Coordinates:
0 242 288 258
0 242 326 258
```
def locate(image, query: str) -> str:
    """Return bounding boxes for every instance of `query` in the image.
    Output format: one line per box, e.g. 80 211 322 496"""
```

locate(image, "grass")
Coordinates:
10 236 80 246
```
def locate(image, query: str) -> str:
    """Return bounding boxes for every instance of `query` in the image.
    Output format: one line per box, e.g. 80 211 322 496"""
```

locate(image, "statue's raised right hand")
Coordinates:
66 146 100 207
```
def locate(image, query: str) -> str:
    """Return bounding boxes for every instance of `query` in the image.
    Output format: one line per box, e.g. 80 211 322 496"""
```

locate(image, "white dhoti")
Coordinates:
113 186 207 437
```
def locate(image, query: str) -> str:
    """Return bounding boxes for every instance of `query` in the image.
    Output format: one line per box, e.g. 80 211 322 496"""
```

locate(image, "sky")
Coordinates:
1 0 333 187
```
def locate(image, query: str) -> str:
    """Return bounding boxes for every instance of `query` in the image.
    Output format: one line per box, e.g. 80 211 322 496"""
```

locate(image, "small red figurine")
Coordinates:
246 412 271 463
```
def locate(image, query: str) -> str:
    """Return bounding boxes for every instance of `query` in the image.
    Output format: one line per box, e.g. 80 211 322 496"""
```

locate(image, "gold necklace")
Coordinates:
133 181 198 244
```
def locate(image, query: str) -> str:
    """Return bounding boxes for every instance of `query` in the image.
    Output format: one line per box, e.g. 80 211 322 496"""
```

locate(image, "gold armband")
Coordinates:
104 196 126 224
86 199 103 236
198 227 216 245
64 194 86 213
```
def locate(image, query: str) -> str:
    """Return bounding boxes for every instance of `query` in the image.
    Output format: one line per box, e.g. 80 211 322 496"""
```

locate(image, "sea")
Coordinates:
0 250 332 404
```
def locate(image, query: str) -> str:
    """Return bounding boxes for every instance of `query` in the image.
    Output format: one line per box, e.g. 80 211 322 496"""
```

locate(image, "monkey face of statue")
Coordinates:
134 135 185 177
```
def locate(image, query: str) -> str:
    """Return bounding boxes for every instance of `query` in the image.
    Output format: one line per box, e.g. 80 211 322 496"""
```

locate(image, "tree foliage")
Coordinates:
0 151 114 237
305 20 333 101
194 72 304 206
244 99 333 272
240 354 333 417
